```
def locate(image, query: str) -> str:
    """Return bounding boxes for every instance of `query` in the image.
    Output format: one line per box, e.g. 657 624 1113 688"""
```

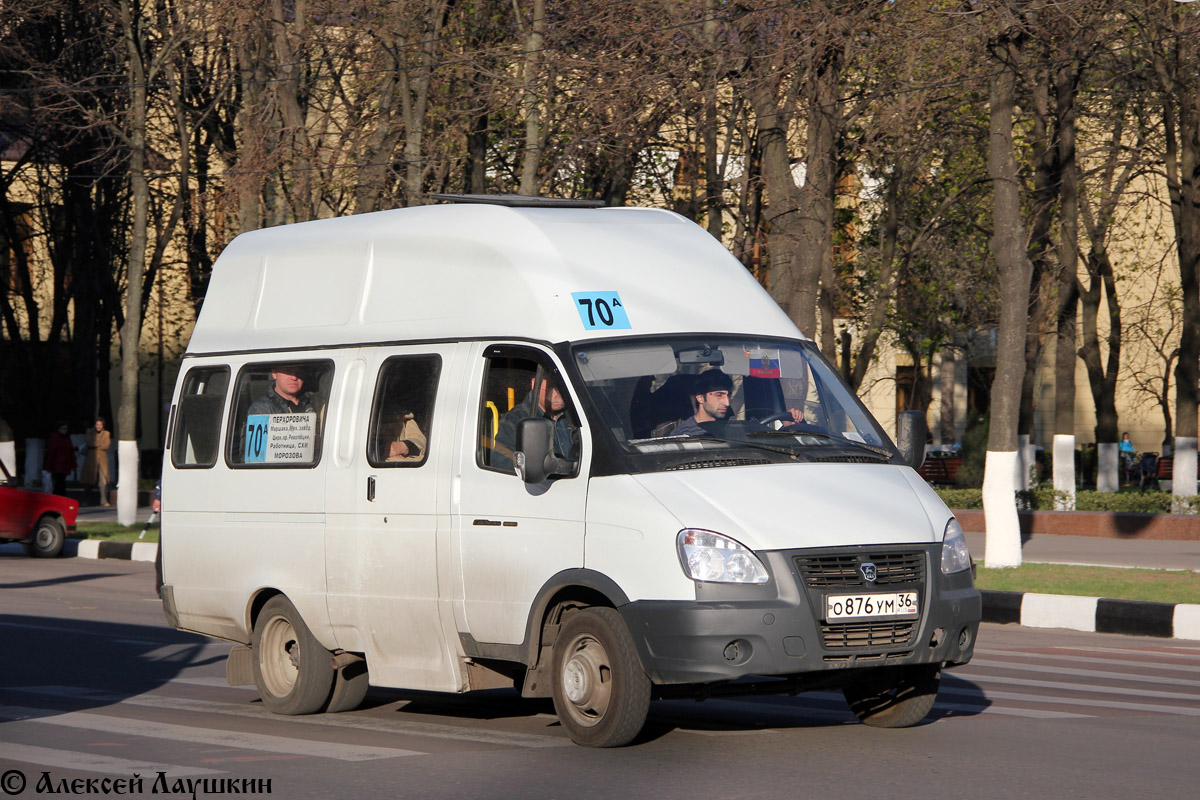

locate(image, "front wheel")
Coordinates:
252 595 335 715
843 663 941 728
551 607 650 747
25 517 65 558
325 660 369 713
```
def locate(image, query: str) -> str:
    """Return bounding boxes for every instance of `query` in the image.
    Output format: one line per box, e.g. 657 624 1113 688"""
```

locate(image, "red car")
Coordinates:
0 459 79 557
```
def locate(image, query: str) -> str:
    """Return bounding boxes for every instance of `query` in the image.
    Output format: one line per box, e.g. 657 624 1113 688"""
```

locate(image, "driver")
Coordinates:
670 370 734 437
670 369 803 438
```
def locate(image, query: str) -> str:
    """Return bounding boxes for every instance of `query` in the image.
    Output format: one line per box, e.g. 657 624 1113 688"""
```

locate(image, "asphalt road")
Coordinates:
1 557 1198 799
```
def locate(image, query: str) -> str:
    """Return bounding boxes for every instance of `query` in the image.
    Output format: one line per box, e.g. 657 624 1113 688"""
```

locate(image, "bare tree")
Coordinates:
1140 1 1200 503
983 7 1034 568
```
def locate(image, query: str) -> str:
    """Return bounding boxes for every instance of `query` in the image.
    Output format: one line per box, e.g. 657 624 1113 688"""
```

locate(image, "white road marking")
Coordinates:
0 742 221 777
11 686 569 749
963 659 1200 688
973 647 1200 672
957 674 1200 702
0 706 423 761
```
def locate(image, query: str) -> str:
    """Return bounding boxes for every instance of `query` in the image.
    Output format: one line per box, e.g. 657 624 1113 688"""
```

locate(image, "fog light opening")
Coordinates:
929 627 945 648
958 626 972 648
722 639 751 664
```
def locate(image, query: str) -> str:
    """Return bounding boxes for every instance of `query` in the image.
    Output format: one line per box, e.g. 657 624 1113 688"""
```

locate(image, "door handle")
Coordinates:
367 476 376 502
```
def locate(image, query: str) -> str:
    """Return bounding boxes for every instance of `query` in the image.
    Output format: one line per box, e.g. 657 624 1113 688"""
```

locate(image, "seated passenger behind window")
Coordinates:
385 412 427 462
249 365 317 415
492 376 576 472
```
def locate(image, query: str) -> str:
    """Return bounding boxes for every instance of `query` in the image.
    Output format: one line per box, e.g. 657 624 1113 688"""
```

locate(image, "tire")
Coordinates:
551 607 650 747
27 517 65 558
251 595 335 715
843 663 941 728
325 659 369 713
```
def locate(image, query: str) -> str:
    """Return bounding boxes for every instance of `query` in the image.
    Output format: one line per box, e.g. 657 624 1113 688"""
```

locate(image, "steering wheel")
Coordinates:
756 411 796 428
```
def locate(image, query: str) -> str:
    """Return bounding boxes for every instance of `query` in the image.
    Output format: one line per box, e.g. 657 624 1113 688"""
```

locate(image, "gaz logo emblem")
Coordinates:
860 562 878 583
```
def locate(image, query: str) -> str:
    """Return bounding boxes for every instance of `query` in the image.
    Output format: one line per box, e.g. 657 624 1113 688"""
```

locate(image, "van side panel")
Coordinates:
324 344 466 693
163 353 345 647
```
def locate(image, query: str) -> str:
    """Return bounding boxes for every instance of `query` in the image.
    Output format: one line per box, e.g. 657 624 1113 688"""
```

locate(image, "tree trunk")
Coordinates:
792 55 840 351
268 0 315 220
116 0 147 525
519 0 546 196
984 38 1032 569
1053 64 1080 507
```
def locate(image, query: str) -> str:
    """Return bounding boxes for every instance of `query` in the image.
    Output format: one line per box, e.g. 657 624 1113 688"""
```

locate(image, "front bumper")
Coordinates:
619 545 980 685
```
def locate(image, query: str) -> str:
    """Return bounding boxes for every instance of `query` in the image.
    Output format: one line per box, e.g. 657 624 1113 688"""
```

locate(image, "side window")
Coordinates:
367 355 441 468
227 360 333 468
477 348 580 475
171 366 230 468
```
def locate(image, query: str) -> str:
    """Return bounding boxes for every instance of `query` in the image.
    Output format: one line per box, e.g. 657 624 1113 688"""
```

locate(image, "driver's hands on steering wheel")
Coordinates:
760 408 805 430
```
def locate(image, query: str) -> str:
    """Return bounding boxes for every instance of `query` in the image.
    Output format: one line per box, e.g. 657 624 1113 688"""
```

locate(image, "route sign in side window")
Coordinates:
171 366 230 469
367 355 441 468
227 361 334 468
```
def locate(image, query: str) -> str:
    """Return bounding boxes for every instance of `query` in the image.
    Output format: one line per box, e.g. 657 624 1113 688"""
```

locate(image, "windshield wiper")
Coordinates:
747 429 894 460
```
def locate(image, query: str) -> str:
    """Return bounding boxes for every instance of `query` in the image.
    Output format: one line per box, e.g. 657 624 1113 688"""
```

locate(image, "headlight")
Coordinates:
941 517 972 574
677 529 769 584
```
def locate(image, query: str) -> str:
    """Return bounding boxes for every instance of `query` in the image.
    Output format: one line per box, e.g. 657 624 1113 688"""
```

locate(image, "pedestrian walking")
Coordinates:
44 421 77 496
82 416 111 506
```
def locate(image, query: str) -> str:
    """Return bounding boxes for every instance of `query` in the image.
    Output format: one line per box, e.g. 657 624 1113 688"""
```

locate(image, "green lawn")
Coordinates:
974 562 1200 605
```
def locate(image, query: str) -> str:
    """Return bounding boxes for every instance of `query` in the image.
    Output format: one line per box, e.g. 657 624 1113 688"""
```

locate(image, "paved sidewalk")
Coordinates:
965 530 1200 572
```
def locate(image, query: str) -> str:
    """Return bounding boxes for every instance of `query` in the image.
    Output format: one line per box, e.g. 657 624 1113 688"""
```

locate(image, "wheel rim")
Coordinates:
34 524 56 549
560 633 613 728
259 614 300 699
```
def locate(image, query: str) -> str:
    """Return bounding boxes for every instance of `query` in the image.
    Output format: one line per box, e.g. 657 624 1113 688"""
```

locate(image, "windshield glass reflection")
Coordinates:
572 337 897 471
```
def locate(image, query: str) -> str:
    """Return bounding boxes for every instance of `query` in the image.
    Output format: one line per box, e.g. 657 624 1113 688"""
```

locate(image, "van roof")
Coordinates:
186 203 804 355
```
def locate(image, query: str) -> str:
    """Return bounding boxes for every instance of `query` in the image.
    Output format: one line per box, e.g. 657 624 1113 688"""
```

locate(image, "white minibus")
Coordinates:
159 195 980 747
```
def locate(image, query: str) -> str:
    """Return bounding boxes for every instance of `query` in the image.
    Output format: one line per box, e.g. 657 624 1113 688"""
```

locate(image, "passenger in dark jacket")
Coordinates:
493 377 576 473
45 421 77 496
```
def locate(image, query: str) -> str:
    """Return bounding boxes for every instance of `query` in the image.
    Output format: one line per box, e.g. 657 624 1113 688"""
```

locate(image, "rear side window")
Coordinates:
367 355 441 468
171 366 230 468
227 361 333 467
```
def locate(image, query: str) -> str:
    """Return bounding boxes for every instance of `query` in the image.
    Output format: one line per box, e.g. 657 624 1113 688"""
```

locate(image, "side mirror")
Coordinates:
896 410 927 471
514 418 575 484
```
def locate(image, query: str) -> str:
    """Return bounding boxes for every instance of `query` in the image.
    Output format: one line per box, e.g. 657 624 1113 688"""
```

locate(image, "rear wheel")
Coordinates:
25 517 65 558
252 595 335 715
551 607 650 747
843 663 941 728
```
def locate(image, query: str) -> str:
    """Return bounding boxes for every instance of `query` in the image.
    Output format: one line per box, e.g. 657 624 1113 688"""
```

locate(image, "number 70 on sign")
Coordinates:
572 291 631 330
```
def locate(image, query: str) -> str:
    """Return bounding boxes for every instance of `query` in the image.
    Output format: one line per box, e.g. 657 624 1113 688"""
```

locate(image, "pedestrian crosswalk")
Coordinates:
2 640 1198 776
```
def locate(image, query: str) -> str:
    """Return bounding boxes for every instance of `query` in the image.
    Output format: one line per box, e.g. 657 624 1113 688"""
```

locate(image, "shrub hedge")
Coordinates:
934 487 1200 515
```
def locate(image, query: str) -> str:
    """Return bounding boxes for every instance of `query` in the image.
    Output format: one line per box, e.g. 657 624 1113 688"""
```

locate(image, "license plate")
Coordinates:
826 592 919 621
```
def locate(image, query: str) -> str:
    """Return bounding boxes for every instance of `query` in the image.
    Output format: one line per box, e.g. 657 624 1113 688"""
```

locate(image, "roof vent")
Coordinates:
428 193 605 209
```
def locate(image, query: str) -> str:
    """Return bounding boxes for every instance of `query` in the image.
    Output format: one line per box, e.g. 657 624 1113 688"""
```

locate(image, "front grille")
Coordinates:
821 620 917 649
795 551 925 588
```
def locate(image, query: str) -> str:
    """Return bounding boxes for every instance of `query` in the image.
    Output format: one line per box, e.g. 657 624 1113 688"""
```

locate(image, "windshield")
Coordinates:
571 337 898 472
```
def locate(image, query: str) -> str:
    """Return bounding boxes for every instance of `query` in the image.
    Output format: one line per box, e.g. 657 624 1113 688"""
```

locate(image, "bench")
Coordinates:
918 456 962 485
1156 457 1200 480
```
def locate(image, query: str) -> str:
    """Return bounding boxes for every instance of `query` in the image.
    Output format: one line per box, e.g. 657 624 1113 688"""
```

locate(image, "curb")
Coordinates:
982 589 1200 641
0 539 158 562
73 539 159 562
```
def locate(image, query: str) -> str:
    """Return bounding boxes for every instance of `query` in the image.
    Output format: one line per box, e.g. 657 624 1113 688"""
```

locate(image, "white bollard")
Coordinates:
117 441 140 526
